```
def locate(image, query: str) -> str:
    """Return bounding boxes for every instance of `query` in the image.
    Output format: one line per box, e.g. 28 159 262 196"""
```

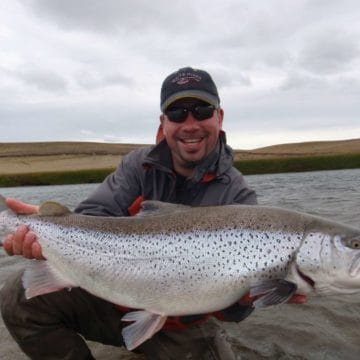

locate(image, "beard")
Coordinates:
181 159 202 169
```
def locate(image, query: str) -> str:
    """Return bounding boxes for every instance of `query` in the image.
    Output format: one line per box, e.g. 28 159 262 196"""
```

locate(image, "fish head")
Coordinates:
329 232 360 291
289 223 360 297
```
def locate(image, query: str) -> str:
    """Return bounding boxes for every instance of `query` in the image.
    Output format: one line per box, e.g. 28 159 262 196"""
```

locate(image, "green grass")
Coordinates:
0 154 359 187
0 168 115 187
235 153 360 175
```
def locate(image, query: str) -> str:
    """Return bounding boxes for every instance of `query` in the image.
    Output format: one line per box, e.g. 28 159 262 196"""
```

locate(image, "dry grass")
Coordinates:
0 141 142 157
233 138 360 161
0 154 122 175
0 139 359 175
0 142 143 175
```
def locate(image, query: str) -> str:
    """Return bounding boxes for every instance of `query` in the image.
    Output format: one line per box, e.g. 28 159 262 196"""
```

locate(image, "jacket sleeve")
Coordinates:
221 167 258 206
232 175 258 205
74 150 145 216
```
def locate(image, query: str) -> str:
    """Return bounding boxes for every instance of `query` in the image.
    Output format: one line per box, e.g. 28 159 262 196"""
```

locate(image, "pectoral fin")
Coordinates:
22 261 77 299
121 310 167 350
250 279 297 308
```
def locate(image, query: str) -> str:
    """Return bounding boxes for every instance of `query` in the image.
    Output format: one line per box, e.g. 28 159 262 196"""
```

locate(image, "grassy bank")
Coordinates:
0 153 359 187
0 168 114 187
235 153 360 175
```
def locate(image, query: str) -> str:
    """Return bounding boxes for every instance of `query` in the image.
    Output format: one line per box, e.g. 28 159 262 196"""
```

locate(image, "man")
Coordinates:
1 67 304 359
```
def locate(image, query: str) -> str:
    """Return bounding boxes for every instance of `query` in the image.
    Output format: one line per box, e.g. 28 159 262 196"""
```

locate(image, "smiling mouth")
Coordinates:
180 138 203 144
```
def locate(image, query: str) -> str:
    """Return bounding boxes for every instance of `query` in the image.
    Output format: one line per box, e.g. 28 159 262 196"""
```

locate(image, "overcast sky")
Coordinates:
1 0 360 149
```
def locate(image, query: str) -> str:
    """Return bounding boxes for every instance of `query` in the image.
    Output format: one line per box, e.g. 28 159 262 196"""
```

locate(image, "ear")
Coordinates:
160 113 165 125
155 123 165 144
159 114 166 137
217 108 224 128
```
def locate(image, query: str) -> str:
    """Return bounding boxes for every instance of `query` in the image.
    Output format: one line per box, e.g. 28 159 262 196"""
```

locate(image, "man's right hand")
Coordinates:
2 198 44 260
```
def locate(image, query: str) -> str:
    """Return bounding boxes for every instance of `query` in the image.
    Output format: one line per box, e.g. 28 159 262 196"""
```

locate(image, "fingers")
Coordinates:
12 225 29 255
2 198 43 259
22 231 37 258
5 197 39 214
2 225 44 260
32 242 45 260
3 234 15 256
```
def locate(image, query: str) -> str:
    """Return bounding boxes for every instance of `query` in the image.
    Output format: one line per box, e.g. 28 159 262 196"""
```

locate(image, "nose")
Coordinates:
181 111 200 127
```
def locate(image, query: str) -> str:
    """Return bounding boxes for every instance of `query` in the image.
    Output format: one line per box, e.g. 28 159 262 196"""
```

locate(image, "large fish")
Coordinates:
1 196 360 350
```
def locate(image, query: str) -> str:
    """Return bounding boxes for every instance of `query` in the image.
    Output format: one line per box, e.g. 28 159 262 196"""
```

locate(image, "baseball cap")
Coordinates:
160 67 220 111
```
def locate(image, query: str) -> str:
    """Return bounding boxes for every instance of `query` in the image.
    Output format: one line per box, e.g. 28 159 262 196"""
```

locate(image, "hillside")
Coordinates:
233 138 360 161
0 138 359 177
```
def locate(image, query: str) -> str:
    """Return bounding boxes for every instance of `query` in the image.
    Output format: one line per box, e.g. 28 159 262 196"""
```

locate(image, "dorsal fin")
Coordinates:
138 200 190 217
38 201 71 216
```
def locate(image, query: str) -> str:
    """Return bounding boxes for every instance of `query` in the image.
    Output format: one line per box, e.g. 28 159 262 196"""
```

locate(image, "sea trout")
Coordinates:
1 197 360 350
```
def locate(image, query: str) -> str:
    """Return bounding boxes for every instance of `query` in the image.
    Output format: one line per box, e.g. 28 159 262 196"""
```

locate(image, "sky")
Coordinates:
1 0 360 150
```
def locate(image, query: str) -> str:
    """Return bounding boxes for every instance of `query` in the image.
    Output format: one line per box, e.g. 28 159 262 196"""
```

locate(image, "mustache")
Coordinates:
176 131 208 139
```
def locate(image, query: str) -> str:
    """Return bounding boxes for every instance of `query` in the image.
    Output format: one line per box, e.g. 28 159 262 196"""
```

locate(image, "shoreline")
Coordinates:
0 139 359 187
1 153 359 187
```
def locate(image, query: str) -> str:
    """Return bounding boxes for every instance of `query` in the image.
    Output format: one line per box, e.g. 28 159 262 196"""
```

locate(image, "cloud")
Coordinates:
0 99 158 143
1 0 359 149
76 71 134 89
280 71 360 94
280 73 327 91
1 65 67 92
298 30 360 74
207 66 252 89
24 0 199 34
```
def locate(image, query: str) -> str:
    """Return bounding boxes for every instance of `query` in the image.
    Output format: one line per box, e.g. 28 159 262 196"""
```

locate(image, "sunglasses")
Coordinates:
164 104 216 123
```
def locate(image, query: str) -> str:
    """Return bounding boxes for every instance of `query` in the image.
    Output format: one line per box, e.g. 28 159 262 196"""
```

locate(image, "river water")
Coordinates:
0 169 359 359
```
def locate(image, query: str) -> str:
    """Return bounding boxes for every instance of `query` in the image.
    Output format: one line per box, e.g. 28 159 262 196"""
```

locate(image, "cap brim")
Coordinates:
161 90 220 111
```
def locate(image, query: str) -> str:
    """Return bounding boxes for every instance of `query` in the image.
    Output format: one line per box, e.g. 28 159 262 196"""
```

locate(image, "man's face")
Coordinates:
160 98 223 175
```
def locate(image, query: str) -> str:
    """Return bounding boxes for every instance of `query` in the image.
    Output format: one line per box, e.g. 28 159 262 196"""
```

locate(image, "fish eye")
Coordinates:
341 235 360 250
349 239 360 249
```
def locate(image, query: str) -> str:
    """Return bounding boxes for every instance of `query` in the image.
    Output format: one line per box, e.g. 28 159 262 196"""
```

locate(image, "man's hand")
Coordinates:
2 198 44 260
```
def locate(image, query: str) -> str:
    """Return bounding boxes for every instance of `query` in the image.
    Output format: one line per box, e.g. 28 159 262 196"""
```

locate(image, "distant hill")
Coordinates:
0 138 359 177
0 138 359 185
0 141 142 157
0 138 359 159
233 138 360 160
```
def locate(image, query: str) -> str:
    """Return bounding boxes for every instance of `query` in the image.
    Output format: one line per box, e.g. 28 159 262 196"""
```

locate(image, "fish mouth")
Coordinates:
296 266 315 288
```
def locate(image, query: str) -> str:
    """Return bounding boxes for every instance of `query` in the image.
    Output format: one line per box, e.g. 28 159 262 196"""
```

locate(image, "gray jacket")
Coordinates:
75 132 257 216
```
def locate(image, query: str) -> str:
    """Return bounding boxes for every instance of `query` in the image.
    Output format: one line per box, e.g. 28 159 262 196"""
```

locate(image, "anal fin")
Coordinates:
121 310 167 350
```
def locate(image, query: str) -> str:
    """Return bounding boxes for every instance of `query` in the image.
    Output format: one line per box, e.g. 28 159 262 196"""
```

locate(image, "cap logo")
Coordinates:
171 72 202 85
